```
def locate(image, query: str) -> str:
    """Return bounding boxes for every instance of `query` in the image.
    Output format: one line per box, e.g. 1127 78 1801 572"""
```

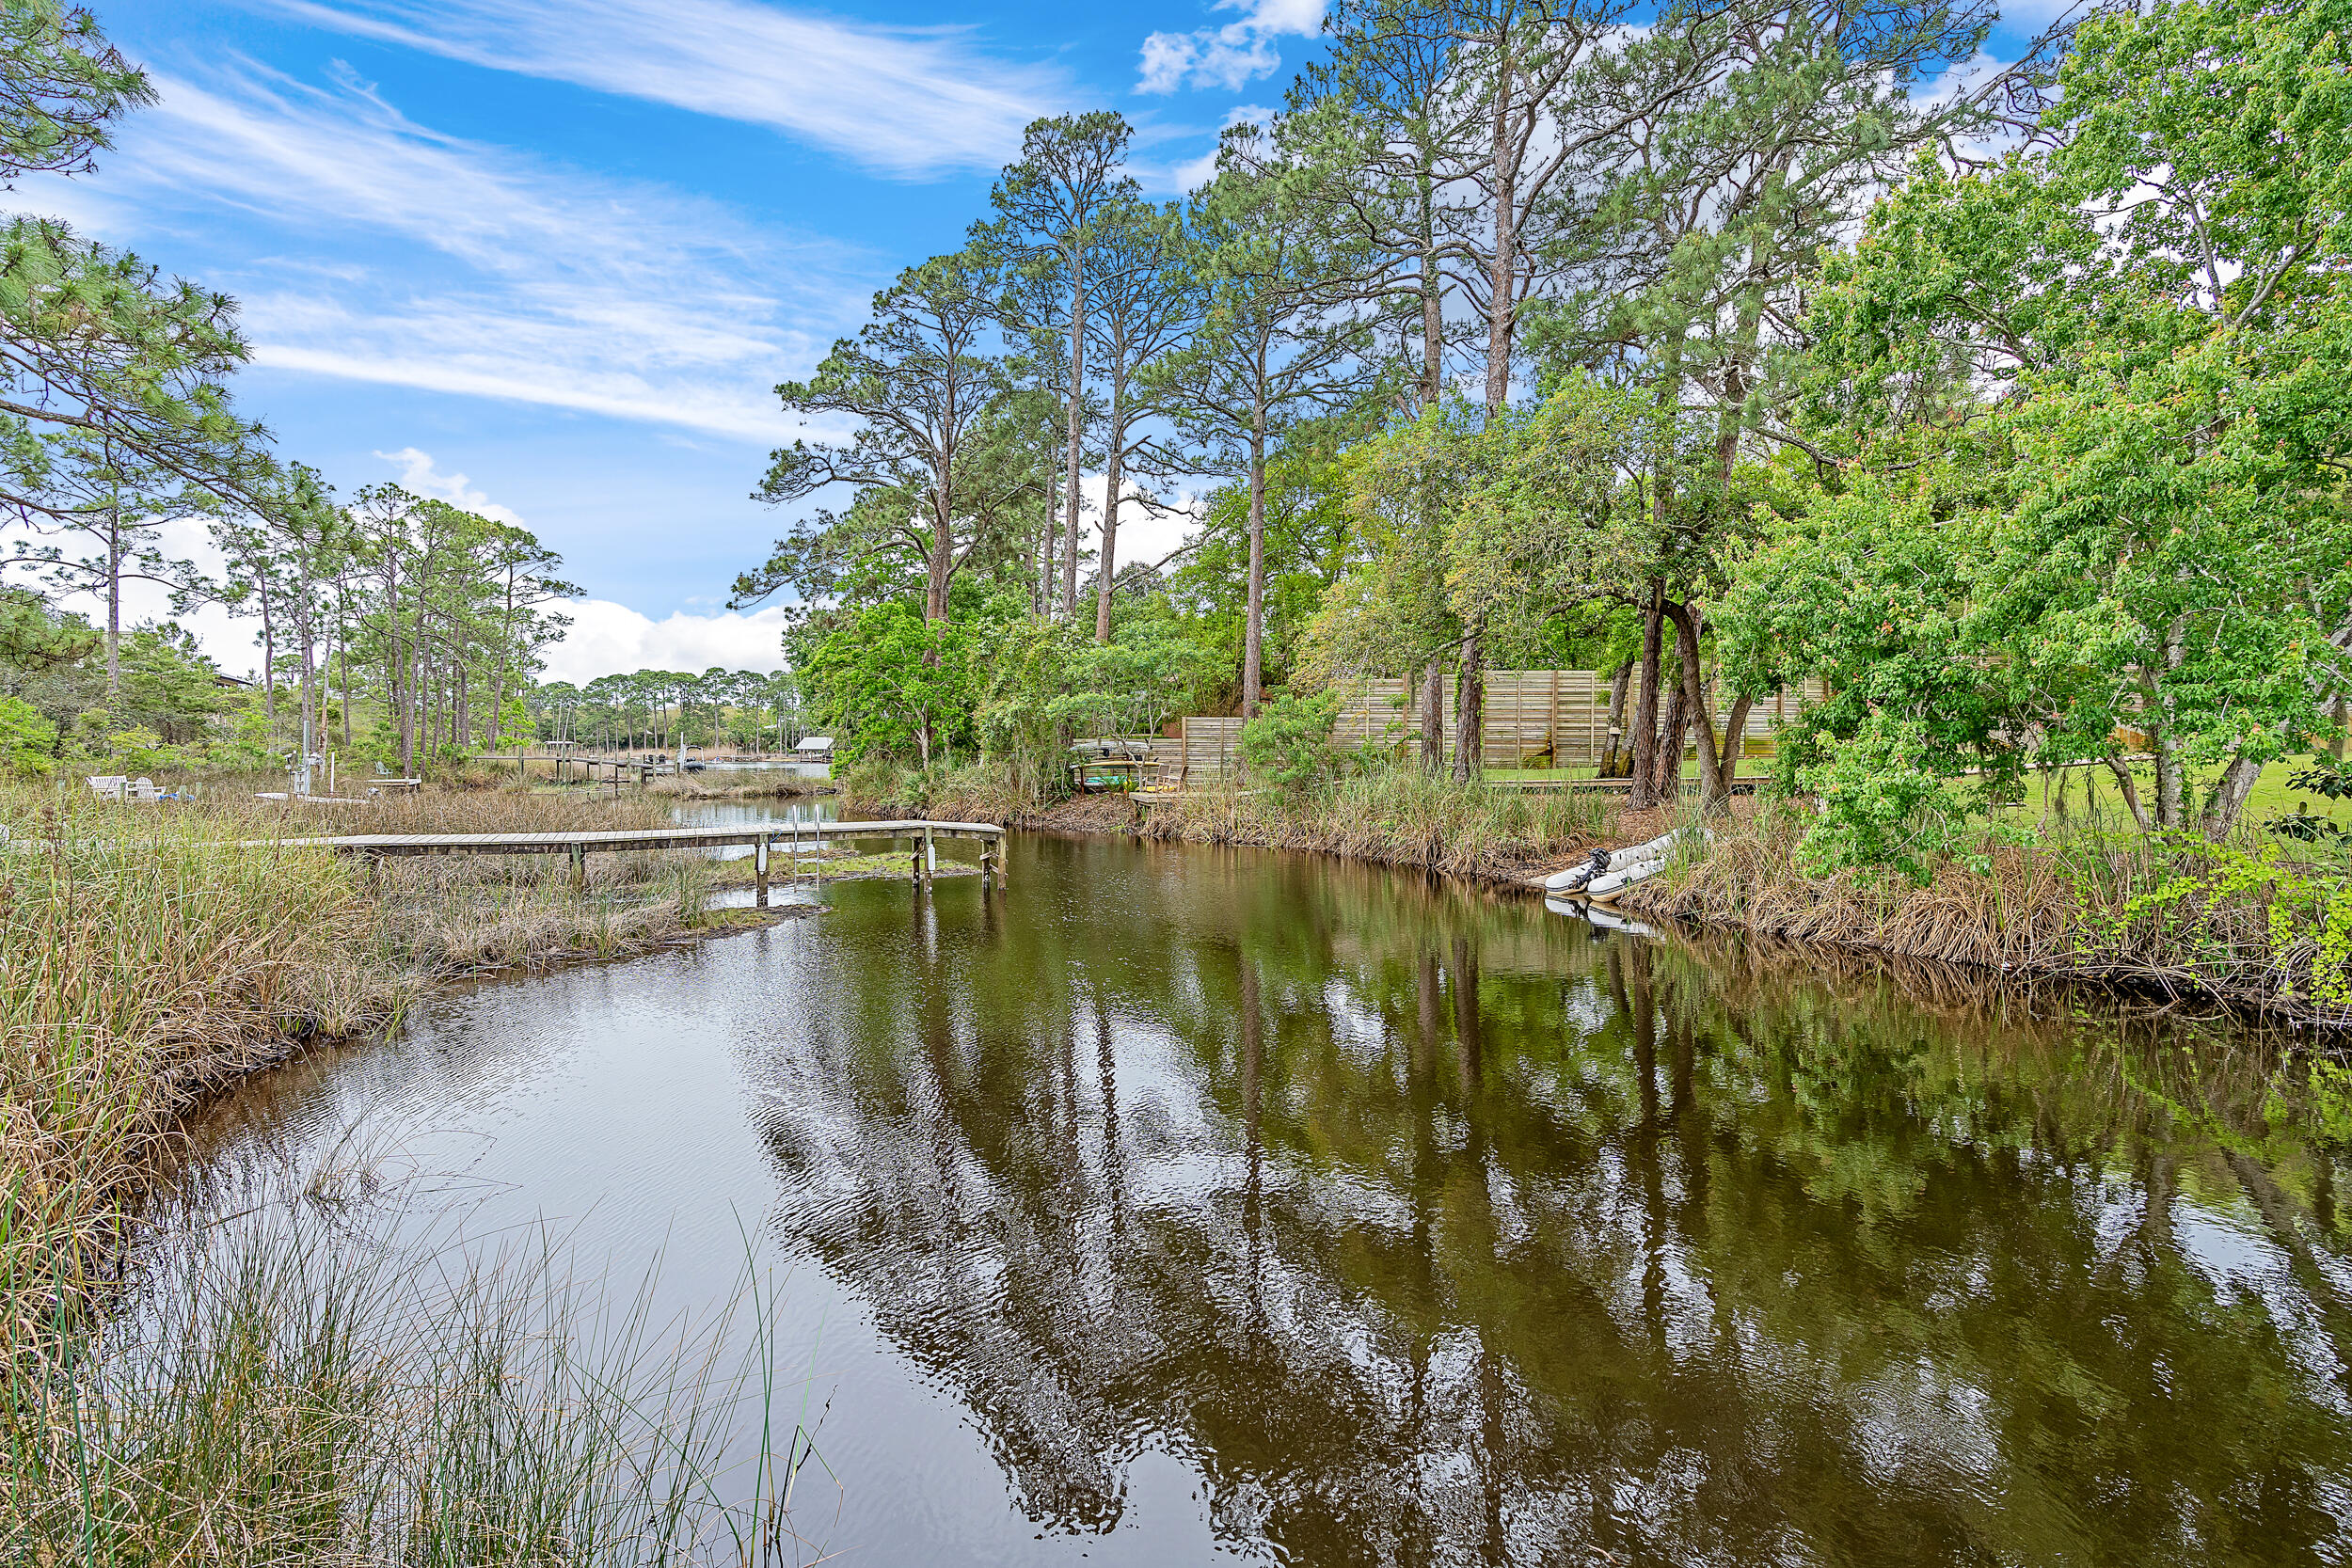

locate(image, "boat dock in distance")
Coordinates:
264 819 1005 906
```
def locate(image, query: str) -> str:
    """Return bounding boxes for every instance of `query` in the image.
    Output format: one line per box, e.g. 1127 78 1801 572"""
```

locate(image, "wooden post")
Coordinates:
755 832 770 908
569 843 585 894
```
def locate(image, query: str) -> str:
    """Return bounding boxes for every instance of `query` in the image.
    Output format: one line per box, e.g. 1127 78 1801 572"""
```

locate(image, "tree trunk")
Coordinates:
1714 692 1752 800
103 504 121 704
2150 623 2187 829
1036 485 1057 617
1484 40 1517 413
1666 602 1737 811
926 484 953 624
1419 236 1443 411
1096 384 1124 643
1604 662 1631 776
1243 427 1267 719
1062 256 1089 619
1629 581 1665 807
2103 753 2152 830
1654 686 1686 802
1452 634 1484 783
1420 656 1445 772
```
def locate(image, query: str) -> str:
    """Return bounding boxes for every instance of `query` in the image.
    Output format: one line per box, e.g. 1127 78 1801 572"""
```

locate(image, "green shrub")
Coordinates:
840 753 906 806
0 694 56 775
1239 691 1343 794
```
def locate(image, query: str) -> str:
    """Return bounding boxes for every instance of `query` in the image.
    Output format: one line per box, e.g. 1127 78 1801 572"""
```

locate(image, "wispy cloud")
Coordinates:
374 447 528 525
265 0 1066 178
30 64 870 440
1137 0 1325 94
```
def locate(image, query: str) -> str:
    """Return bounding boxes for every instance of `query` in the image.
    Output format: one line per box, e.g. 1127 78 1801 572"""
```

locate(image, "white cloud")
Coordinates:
374 448 527 526
543 600 790 684
1137 0 1325 94
267 0 1066 178
29 64 865 441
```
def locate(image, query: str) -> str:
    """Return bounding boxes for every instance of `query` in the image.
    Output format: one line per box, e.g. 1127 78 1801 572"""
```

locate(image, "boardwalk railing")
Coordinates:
266 819 1005 906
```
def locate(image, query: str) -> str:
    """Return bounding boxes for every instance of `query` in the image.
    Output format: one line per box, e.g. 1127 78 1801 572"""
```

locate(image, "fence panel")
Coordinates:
1169 673 1824 778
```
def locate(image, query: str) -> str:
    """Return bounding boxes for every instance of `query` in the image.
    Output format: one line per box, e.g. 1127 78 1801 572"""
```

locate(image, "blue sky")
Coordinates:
28 0 1323 680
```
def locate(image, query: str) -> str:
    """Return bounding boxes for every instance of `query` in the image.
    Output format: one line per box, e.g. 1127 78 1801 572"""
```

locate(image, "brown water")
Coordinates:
178 832 2352 1565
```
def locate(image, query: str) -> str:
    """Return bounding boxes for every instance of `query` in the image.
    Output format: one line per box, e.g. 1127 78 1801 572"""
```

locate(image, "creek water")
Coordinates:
174 830 2352 1565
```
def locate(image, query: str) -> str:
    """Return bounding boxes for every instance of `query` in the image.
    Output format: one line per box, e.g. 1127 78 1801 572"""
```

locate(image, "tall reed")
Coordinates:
0 785 727 1363
3 1203 823 1563
0 795 404 1364
1138 768 1613 878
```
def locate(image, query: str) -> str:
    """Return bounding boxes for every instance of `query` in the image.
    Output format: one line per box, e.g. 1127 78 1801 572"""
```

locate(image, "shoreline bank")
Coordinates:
880 785 2352 1037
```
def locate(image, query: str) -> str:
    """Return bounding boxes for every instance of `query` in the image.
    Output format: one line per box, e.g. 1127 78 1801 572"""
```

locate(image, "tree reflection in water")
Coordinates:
739 834 2352 1566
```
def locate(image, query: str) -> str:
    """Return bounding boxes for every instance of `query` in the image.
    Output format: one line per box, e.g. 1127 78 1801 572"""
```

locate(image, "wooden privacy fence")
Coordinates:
1160 672 1827 780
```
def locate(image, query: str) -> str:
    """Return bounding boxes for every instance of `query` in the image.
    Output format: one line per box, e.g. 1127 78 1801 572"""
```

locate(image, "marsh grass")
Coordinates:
1622 805 2352 1028
0 783 833 1560
0 795 404 1368
0 785 726 1369
3 1200 830 1563
1136 768 1615 878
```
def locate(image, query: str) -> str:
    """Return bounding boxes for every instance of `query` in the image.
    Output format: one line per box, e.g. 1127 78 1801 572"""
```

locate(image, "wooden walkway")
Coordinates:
265 819 1007 905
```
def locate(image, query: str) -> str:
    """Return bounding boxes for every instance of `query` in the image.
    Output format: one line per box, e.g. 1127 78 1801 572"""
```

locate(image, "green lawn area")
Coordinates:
1984 759 2352 833
1479 755 2352 835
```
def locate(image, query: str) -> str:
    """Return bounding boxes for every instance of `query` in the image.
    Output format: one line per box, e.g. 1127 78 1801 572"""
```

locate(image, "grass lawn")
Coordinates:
1480 753 2352 838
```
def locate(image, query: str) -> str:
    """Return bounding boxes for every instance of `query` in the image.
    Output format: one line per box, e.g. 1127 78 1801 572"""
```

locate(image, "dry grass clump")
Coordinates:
373 852 718 977
0 796 412 1364
227 787 678 839
1139 768 1613 878
844 757 1033 824
1621 807 2352 1028
0 784 743 1365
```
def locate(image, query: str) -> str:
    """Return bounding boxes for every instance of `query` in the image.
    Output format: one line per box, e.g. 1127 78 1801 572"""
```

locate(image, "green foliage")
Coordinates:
0 691 56 773
1166 434 1362 702
1239 689 1343 793
2081 832 2352 1011
974 609 1220 800
112 624 232 743
2288 759 2352 802
802 602 976 768
1722 0 2352 864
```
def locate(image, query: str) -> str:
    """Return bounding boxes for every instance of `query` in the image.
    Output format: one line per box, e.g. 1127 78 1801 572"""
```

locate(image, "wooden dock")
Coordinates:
264 819 1007 905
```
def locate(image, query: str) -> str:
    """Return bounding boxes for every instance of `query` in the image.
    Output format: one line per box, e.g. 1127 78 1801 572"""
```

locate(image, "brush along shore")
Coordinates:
1613 808 2352 1034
